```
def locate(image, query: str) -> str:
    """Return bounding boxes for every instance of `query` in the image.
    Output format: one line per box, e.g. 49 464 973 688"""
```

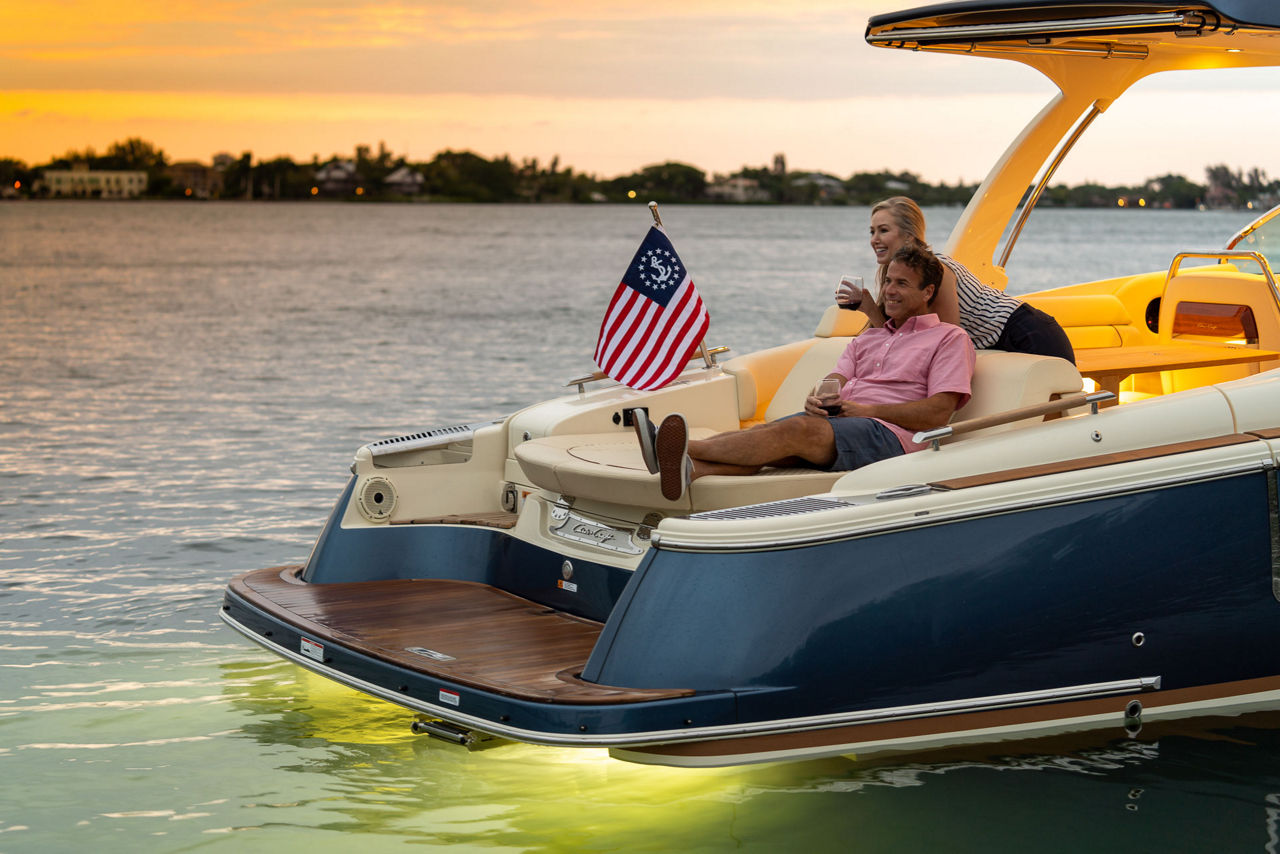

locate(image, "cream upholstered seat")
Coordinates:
954 349 1082 434
512 307 1083 511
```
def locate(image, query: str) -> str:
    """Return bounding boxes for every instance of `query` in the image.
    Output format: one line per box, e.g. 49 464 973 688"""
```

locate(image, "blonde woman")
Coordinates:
838 196 1074 363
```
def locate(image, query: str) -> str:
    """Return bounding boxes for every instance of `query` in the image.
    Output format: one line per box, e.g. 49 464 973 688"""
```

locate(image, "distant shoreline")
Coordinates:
5 138 1275 210
1 197 1263 212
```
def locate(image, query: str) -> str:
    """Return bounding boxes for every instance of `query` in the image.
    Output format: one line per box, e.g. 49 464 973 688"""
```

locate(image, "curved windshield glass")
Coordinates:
1226 203 1280 274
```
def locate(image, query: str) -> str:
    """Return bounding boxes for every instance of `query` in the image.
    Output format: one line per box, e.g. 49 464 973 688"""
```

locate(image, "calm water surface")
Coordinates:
3 202 1280 852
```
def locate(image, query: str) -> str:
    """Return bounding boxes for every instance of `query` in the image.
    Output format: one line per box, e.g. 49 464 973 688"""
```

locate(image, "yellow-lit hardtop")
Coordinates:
865 1 1280 286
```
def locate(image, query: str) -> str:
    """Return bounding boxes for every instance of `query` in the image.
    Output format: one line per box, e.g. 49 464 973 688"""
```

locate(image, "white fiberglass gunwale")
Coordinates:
864 1 1280 287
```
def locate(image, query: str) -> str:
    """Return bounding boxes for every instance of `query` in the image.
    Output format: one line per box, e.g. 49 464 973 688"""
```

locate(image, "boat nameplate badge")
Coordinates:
550 505 643 555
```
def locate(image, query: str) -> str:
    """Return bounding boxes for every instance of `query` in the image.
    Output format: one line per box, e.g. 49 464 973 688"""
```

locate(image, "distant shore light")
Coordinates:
627 190 637 199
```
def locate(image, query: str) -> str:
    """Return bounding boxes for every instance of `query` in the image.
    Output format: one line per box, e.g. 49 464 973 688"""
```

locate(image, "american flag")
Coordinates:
594 225 710 391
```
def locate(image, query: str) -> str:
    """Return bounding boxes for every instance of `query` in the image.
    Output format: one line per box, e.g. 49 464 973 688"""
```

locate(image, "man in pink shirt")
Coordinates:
637 245 976 501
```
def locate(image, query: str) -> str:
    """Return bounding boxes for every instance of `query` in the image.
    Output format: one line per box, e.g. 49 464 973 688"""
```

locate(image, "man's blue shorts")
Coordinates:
778 413 906 471
827 416 906 471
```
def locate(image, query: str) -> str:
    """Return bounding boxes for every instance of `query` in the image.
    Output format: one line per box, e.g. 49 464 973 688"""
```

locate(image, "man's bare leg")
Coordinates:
688 415 838 480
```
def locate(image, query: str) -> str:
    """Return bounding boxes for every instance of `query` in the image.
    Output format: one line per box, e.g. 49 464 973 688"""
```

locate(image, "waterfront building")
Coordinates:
40 164 147 198
706 176 770 203
166 161 224 199
314 160 361 195
790 172 848 202
384 165 425 196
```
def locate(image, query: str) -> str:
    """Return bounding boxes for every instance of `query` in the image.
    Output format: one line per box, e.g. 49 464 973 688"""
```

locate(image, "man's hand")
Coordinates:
803 394 848 417
842 392 963 432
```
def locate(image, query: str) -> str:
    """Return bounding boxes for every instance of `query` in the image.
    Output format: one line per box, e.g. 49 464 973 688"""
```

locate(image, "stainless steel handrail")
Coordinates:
1167 250 1280 315
566 345 731 393
913 390 1115 450
997 102 1105 270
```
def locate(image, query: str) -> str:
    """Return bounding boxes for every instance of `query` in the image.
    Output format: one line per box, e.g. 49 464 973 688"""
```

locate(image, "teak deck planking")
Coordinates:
231 566 691 705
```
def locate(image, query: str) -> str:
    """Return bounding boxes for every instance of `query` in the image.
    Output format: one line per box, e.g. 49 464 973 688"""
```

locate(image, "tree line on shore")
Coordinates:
2 137 1276 209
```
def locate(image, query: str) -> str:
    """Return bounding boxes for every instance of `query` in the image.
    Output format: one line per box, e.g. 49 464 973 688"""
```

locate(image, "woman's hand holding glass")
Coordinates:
836 275 865 310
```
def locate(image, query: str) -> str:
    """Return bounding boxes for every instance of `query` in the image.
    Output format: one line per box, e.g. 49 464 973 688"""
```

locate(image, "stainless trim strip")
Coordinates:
868 12 1192 46
221 607 1157 748
922 41 1149 59
656 461 1270 553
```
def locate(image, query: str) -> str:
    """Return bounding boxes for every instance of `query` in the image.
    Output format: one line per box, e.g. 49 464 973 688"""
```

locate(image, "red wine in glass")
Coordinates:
816 378 843 417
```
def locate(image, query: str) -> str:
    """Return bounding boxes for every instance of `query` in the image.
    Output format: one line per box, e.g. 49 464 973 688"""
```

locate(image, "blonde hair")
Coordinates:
870 196 929 286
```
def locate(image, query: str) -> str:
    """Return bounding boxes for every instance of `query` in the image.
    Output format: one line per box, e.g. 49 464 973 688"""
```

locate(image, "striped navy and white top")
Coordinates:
938 253 1020 349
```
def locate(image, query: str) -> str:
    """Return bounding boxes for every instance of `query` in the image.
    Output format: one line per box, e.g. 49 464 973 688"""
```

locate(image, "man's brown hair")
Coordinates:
889 245 943 304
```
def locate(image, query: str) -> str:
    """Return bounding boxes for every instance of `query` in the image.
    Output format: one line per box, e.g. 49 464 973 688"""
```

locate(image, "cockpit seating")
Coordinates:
514 306 1083 511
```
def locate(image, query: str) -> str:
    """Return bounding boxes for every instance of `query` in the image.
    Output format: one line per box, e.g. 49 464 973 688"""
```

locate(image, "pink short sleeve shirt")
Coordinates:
831 313 975 452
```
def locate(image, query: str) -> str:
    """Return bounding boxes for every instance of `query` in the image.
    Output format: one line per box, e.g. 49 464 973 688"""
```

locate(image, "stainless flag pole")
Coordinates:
648 201 714 368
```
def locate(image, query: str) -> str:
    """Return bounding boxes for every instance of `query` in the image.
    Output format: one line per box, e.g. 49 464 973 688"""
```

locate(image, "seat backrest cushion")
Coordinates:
763 337 854 422
813 304 869 338
954 350 1083 431
1024 294 1131 327
1023 293 1138 351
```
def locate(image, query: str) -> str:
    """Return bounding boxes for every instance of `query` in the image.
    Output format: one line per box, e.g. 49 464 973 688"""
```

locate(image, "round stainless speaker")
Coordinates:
357 476 397 521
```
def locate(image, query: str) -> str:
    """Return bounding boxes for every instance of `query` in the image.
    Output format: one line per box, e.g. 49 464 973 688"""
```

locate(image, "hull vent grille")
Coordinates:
367 420 500 457
690 497 850 521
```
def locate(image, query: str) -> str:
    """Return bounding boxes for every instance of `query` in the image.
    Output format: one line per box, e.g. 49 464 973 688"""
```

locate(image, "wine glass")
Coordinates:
836 275 864 310
816 378 843 417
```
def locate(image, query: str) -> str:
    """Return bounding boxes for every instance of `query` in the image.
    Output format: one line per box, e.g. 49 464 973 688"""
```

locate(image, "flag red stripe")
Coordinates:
602 297 660 376
633 293 708 388
627 283 699 387
594 286 639 365
623 291 707 388
595 288 646 368
613 278 694 384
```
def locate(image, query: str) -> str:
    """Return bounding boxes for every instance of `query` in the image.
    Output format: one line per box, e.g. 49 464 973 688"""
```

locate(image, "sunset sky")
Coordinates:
6 0 1280 184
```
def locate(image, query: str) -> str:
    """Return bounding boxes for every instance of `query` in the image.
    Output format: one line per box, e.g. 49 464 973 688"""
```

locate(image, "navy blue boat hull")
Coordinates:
221 466 1280 763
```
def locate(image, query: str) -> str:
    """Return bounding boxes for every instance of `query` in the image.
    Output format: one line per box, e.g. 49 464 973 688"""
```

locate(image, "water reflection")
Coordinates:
220 658 1280 851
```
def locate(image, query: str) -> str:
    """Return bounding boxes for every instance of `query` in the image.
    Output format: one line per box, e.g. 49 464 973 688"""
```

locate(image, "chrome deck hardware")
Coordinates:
566 346 731 394
915 390 1116 451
